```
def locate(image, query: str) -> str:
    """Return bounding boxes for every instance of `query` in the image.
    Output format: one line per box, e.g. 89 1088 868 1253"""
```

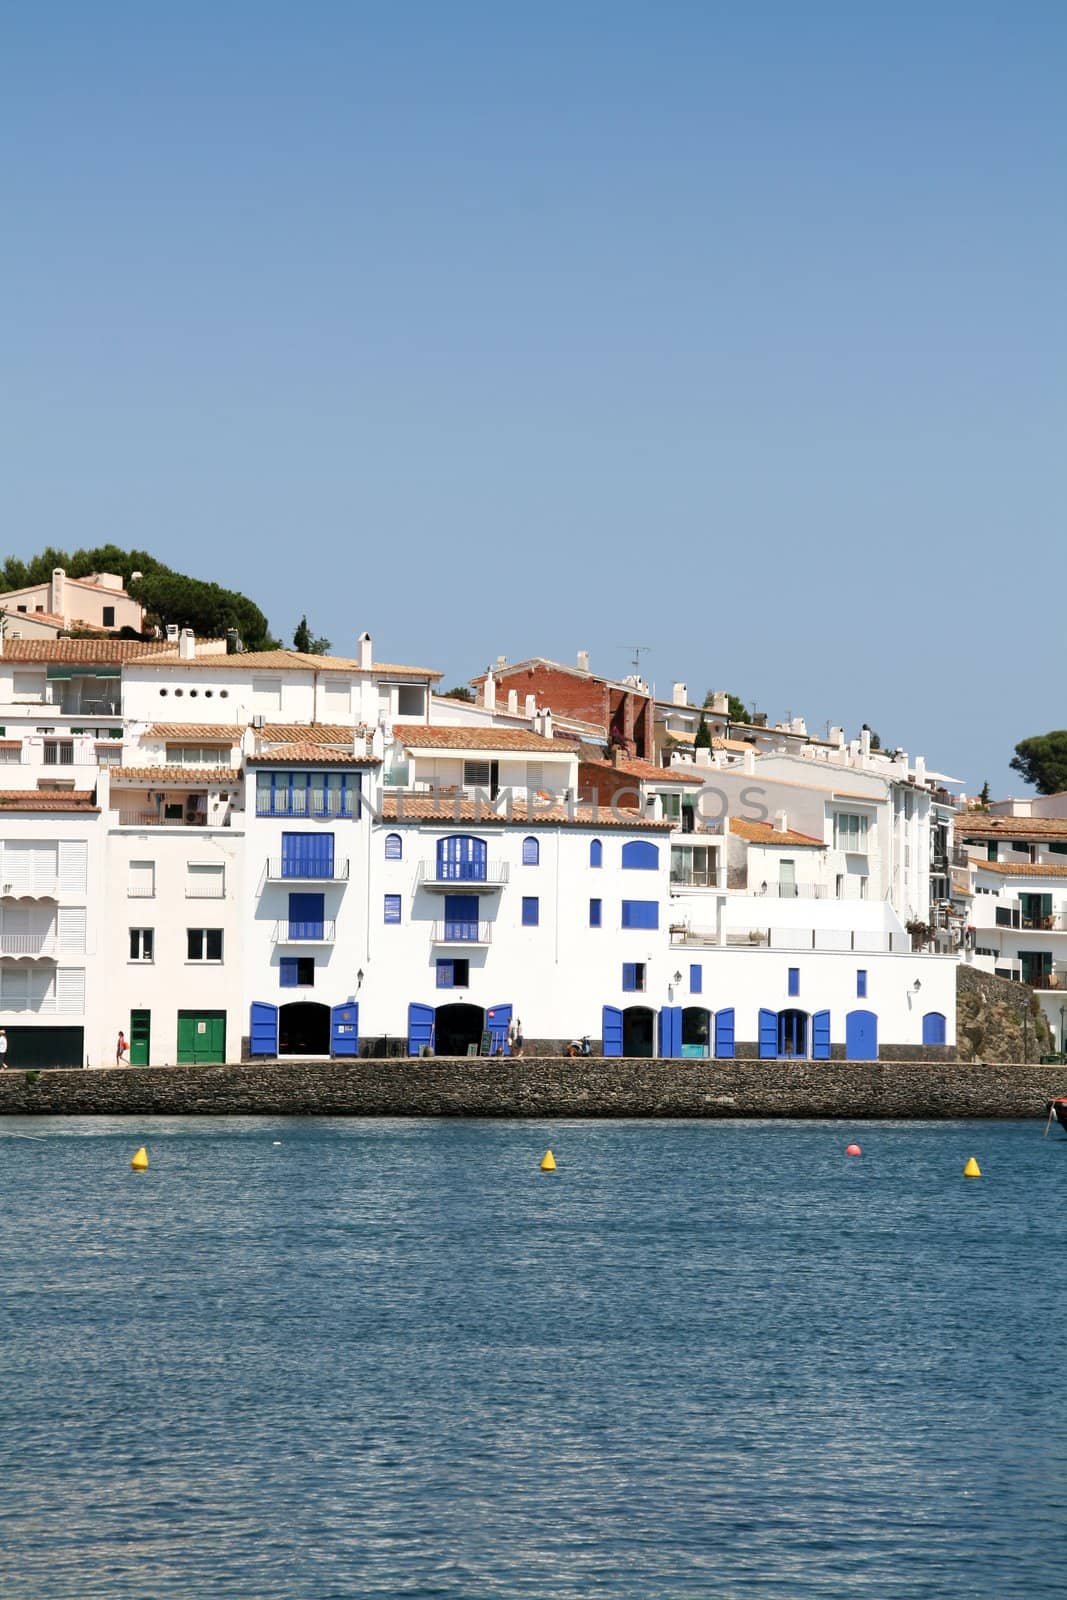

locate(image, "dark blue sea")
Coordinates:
0 1117 1063 1598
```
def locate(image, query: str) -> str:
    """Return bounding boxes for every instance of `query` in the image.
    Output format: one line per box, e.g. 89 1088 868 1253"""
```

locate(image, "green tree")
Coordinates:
292 615 331 655
1010 732 1067 796
978 780 991 807
694 714 712 750
703 690 749 723
441 685 475 702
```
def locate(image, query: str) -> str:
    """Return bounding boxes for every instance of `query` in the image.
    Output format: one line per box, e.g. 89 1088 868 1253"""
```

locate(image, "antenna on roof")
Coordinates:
621 644 651 676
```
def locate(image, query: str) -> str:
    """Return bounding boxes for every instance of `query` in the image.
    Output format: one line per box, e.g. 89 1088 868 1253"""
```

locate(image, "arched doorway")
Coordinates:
623 1005 655 1057
435 1002 484 1056
279 1001 331 1055
682 1006 712 1057
778 1008 808 1058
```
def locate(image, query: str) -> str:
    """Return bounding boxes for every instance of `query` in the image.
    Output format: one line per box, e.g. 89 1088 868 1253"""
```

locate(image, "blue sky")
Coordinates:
3 2 1064 794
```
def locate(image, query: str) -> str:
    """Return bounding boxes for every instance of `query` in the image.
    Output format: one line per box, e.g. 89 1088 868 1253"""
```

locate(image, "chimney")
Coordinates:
483 669 497 712
774 809 788 833
743 749 756 775
577 649 590 673
507 688 518 714
711 692 728 715
358 631 372 671
524 693 536 719
860 726 872 758
672 682 687 706
495 654 508 672
166 624 180 644
541 707 553 741
178 628 196 661
50 567 67 624
226 628 240 655
829 725 845 747
914 755 926 786
791 716 807 736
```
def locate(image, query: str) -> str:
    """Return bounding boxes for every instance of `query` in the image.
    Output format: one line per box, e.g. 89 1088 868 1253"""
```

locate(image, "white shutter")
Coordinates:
58 840 87 896
57 906 86 952
186 862 225 898
55 968 85 1014
33 968 56 1010
129 860 155 896
1 841 35 893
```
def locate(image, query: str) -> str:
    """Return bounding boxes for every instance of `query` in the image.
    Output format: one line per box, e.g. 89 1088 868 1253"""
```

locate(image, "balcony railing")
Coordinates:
669 869 722 889
0 933 56 956
672 925 911 953
256 798 355 819
430 919 493 945
127 887 155 898
117 811 209 828
265 858 350 882
416 860 509 891
272 919 337 944
753 883 825 899
0 882 58 899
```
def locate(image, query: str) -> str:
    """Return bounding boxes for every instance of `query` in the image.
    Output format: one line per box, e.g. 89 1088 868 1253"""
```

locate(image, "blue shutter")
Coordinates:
288 892 324 939
331 1002 358 1056
522 837 539 865
521 896 539 927
922 1011 946 1046
408 1003 435 1055
622 963 638 992
759 1008 778 1059
788 967 800 997
846 1009 877 1060
690 964 702 994
281 832 308 877
313 834 335 877
621 841 659 870
249 1001 278 1056
486 1003 512 1056
658 1005 681 1057
812 1010 831 1059
589 898 602 927
714 1008 735 1059
856 969 868 998
438 836 487 882
590 839 602 868
602 1005 624 1056
436 960 454 988
385 833 402 860
621 900 659 929
279 958 299 988
444 894 478 940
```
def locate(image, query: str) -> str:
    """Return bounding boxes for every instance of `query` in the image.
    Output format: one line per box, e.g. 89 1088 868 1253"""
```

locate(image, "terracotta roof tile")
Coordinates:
246 744 379 767
258 722 371 745
143 723 245 740
129 648 440 678
974 861 1067 878
0 791 98 811
380 796 670 830
961 815 1067 840
111 766 240 784
730 817 825 847
580 756 705 786
398 725 578 753
0 639 196 663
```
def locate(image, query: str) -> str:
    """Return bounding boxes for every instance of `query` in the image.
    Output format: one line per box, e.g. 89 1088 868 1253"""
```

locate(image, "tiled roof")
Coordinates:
580 756 705 786
469 656 650 697
974 861 1067 878
111 766 240 784
380 796 671 830
256 722 371 745
144 723 245 741
247 744 379 767
129 648 440 678
0 791 98 812
713 737 756 754
373 661 442 680
0 740 21 749
961 815 1067 840
398 725 578 753
730 817 825 847
0 639 198 663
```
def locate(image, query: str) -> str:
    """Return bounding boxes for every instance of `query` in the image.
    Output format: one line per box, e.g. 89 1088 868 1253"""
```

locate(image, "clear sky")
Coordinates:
3 2 1064 795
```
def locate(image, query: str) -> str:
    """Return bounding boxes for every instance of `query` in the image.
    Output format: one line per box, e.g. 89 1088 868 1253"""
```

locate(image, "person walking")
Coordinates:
116 1030 128 1066
513 1018 525 1058
0 1029 7 1069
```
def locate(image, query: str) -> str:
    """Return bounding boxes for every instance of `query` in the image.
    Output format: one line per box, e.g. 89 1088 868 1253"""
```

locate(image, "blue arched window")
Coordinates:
436 835 488 883
384 833 402 860
922 1011 947 1047
522 836 540 866
621 840 659 870
590 839 603 868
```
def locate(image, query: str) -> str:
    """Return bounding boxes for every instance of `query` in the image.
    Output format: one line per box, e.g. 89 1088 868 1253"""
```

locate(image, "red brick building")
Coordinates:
470 655 653 759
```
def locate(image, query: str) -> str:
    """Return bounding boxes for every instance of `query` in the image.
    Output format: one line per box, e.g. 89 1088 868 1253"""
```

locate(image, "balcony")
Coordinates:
416 860 509 893
117 811 209 828
0 883 58 901
0 933 56 956
1025 965 1067 990
256 798 355 819
265 858 350 883
753 883 825 899
430 919 493 946
272 919 337 944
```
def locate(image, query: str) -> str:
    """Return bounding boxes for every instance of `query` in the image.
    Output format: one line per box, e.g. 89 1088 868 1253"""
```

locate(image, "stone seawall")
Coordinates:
0 1057 1064 1118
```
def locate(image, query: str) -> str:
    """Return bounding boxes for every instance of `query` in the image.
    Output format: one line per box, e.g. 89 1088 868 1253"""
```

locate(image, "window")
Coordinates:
280 957 315 987
521 896 539 927
522 837 539 866
857 970 868 998
95 744 122 766
670 844 718 888
833 813 869 853
621 899 659 929
835 874 844 898
129 928 154 962
622 962 647 992
986 843 998 862
463 759 492 787
186 862 225 898
252 677 283 711
0 744 20 765
166 744 230 766
43 740 74 766
690 964 702 994
621 840 659 870
187 928 223 961
589 897 602 928
102 606 115 627
384 894 401 924
436 958 470 988
859 876 868 900
384 833 403 860
128 861 155 898
397 685 425 716
255 769 360 818
788 967 799 997
590 839 602 868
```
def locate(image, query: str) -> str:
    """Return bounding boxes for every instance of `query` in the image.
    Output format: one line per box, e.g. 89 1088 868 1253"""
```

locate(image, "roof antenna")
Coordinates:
621 644 650 677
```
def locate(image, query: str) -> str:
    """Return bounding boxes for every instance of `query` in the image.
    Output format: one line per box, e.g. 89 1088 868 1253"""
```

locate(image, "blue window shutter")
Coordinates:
486 1004 512 1056
658 1006 681 1057
281 833 306 877
436 960 454 988
289 892 324 939
384 894 401 924
407 1003 435 1055
279 958 298 988
443 894 478 939
922 1011 946 1046
589 898 602 928
331 1002 358 1056
522 836 539 865
857 969 867 998
622 963 638 992
690 964 702 994
385 833 402 860
590 839 602 868
438 836 487 882
714 1008 735 1059
622 900 659 930
312 834 334 877
759 1008 778 1059
249 1001 278 1055
602 1005 624 1056
621 840 659 870
521 896 539 927
788 967 799 997
812 1010 831 1059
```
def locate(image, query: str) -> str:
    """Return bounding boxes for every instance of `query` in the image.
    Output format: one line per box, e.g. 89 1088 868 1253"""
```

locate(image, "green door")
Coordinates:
129 1010 151 1066
176 1010 226 1064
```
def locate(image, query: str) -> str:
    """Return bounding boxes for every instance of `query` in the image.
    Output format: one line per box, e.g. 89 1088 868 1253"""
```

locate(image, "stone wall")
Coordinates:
955 964 1053 1063
0 1056 1064 1118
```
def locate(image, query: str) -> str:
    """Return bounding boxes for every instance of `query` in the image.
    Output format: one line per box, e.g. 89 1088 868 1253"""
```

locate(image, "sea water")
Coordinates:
0 1116 1062 1599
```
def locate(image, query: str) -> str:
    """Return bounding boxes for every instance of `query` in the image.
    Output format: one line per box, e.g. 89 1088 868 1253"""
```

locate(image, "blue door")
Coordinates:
922 1011 947 1047
437 836 487 882
812 1010 831 1060
602 1005 624 1057
288 892 324 940
443 894 479 941
846 1009 877 1060
331 1003 359 1057
408 1003 435 1055
657 1006 682 1057
249 1001 278 1056
759 1008 778 1059
486 1003 512 1056
281 833 334 878
714 1008 735 1059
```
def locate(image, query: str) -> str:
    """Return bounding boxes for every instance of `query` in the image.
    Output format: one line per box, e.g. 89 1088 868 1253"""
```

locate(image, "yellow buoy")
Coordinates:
963 1156 981 1178
131 1146 149 1171
540 1149 556 1172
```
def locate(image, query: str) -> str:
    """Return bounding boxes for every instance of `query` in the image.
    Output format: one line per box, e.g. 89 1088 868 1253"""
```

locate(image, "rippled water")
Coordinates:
0 1117 1063 1598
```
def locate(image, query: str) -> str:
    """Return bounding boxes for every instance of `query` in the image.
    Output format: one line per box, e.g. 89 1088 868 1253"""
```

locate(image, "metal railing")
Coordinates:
669 869 722 889
117 811 209 827
416 860 509 888
272 919 337 944
753 883 825 899
673 926 911 953
256 798 355 819
185 884 226 899
265 858 351 882
430 919 493 945
0 933 56 955
127 886 155 898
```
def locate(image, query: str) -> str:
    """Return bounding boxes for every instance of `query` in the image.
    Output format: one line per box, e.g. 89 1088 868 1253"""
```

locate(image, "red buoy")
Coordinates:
846 1143 862 1156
